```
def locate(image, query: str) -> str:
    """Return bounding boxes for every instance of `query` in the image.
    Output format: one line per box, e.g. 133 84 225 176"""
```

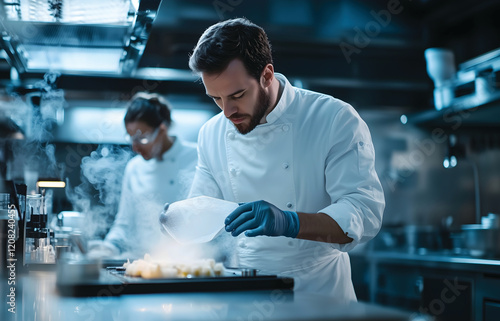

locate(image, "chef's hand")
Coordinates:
225 200 300 238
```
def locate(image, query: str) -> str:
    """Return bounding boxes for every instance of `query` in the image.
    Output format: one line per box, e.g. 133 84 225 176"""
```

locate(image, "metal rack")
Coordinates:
404 47 500 128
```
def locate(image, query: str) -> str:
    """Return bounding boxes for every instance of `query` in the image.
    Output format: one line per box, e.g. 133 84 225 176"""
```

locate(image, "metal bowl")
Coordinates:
460 224 500 258
403 225 442 254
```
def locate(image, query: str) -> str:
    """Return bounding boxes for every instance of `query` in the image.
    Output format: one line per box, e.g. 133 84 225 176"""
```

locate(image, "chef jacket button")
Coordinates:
227 132 235 140
286 202 293 209
359 141 364 147
282 125 289 132
230 168 237 176
282 163 289 169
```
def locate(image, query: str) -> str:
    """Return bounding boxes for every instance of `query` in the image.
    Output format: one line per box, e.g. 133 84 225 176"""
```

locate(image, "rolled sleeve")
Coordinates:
320 107 384 252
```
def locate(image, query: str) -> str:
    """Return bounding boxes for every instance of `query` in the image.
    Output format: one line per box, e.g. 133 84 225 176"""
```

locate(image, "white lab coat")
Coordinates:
189 74 384 302
105 137 197 256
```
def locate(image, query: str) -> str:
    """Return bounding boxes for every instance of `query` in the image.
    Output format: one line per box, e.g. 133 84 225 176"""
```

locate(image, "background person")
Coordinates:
88 93 198 258
185 18 385 302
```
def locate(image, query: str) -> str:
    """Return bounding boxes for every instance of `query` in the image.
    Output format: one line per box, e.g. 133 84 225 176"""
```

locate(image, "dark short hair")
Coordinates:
124 93 172 128
188 18 273 81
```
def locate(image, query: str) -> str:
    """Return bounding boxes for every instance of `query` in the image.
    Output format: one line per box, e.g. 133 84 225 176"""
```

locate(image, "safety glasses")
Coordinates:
125 126 160 145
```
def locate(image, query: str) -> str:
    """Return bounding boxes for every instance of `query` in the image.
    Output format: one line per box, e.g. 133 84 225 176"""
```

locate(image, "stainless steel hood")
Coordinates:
0 0 162 76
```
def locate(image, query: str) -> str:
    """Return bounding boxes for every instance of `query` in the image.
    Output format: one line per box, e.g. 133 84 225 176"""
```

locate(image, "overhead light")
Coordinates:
442 134 463 169
442 155 457 169
0 0 162 76
3 0 132 24
442 157 450 169
22 45 124 74
37 180 66 189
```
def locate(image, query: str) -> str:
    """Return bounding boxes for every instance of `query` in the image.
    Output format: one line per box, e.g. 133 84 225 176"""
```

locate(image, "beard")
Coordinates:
233 86 271 135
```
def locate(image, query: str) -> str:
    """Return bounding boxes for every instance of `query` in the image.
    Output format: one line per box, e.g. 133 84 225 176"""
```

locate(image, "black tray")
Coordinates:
56 268 294 297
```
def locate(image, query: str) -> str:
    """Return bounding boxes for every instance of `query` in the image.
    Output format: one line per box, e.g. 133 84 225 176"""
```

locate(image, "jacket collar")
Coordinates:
156 136 180 162
264 73 295 125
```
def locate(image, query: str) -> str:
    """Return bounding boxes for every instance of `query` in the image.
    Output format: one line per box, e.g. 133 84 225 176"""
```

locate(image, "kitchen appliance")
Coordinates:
449 48 500 111
424 48 456 110
403 225 443 254
49 211 83 254
0 0 162 76
371 224 453 254
424 46 500 113
0 181 27 273
24 193 55 263
460 221 500 258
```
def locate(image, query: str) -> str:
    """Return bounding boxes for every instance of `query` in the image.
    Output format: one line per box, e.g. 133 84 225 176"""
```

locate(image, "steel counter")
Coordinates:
361 250 500 274
3 270 412 321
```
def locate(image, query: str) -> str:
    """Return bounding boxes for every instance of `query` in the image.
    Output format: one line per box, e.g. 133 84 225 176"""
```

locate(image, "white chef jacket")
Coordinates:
189 73 384 302
105 137 198 256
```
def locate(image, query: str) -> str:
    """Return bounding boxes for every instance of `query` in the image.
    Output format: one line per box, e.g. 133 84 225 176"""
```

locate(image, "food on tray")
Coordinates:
123 254 224 279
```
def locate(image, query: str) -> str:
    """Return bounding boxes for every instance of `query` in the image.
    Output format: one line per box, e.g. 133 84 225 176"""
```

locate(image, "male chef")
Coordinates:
186 17 384 302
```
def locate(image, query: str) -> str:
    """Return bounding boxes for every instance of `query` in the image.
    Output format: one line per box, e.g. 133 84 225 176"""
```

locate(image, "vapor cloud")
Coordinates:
65 145 133 238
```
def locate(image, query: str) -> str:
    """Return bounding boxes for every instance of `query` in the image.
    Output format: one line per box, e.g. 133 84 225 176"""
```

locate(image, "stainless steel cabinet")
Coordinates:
476 274 500 321
351 251 500 321
484 300 500 321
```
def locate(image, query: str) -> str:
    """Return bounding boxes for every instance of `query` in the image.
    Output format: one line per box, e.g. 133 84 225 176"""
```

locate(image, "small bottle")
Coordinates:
27 194 43 216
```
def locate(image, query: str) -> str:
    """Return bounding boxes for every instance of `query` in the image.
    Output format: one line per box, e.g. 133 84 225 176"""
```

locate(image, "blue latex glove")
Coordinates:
225 200 300 238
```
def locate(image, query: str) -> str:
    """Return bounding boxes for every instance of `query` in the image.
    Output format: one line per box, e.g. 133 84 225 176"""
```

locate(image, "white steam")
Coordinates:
4 73 66 193
65 145 133 238
147 233 237 266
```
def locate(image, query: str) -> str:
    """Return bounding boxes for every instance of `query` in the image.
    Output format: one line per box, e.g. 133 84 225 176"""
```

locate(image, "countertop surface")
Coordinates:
352 249 500 274
2 270 413 321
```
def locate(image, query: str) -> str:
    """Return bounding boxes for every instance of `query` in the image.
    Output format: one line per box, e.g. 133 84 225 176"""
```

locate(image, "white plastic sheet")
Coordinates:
160 196 238 244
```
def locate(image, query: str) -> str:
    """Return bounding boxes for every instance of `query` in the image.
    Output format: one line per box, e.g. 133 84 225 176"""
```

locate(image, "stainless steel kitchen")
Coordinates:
1 0 500 320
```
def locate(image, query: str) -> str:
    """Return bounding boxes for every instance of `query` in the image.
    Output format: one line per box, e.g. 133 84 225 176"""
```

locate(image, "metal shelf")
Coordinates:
403 93 500 130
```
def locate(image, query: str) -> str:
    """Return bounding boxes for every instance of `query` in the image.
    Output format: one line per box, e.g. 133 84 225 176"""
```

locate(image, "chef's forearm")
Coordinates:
296 212 354 244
